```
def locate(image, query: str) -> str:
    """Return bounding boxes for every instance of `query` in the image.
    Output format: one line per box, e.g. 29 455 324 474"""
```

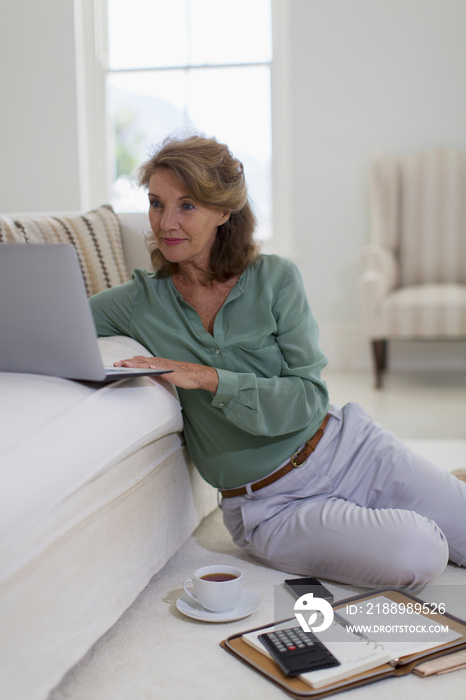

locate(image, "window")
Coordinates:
106 0 272 240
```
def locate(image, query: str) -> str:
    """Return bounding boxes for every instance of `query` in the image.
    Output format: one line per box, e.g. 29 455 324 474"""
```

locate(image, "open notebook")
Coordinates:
0 244 172 384
222 589 466 698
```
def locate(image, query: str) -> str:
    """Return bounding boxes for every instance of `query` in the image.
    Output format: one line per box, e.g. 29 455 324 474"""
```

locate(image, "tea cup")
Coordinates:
183 564 243 612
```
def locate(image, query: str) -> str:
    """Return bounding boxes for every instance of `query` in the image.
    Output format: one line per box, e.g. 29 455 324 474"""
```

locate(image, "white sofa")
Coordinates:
0 207 218 700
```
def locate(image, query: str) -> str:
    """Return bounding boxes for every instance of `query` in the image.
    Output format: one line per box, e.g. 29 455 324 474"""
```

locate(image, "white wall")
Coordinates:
287 0 466 369
0 0 82 212
1 0 466 369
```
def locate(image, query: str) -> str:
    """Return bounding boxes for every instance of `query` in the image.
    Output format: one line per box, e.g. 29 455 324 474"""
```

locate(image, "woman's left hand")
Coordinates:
114 356 219 393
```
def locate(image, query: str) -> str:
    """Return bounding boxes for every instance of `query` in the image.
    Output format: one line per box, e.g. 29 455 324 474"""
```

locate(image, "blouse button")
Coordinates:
218 402 225 408
215 348 221 355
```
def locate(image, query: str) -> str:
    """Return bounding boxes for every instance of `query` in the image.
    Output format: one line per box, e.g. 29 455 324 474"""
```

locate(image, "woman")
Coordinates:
90 133 466 589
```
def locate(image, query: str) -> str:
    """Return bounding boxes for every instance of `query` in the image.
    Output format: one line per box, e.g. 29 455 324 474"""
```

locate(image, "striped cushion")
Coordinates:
0 205 129 296
371 149 466 286
398 149 466 286
382 283 466 337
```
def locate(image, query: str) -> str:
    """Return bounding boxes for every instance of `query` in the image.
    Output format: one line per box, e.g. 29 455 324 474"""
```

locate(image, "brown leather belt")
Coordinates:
220 413 331 499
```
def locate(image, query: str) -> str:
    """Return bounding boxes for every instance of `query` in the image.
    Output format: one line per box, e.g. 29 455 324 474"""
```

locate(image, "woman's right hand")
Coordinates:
114 355 219 393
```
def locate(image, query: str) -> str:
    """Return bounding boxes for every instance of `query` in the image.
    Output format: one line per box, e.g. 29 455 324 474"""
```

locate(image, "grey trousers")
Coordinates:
220 403 466 589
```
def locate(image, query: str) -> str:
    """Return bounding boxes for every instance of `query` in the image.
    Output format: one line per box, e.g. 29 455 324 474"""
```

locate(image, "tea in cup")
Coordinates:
183 565 243 612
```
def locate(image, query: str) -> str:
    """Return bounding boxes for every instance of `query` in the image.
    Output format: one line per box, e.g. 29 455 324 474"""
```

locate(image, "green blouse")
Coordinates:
90 254 329 489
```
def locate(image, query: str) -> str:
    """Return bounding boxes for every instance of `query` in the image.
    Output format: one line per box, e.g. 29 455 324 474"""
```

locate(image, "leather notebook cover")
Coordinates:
221 589 466 699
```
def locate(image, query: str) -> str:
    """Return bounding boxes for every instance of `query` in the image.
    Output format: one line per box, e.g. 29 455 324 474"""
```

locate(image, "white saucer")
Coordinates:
176 589 261 623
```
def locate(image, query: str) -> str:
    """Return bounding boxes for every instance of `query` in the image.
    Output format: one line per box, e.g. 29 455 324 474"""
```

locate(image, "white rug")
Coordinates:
49 441 466 700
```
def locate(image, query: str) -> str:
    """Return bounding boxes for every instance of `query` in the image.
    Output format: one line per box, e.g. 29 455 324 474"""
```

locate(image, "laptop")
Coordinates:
0 244 173 384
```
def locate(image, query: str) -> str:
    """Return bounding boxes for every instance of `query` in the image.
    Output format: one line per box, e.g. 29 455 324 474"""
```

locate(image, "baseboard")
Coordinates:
319 322 466 372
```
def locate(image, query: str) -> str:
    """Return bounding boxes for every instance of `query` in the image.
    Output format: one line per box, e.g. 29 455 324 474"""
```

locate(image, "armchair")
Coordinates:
359 148 466 387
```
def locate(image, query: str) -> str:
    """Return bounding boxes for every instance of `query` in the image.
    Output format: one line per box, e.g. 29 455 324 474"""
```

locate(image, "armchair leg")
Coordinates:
371 340 388 388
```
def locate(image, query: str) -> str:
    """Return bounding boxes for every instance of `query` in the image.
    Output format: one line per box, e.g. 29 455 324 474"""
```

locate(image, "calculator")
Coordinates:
258 626 340 677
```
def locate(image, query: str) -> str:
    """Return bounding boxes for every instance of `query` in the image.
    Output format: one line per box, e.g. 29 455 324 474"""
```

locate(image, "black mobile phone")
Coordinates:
284 577 334 603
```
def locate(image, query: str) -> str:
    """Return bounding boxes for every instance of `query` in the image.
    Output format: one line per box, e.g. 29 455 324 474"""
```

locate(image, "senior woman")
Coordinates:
90 133 466 589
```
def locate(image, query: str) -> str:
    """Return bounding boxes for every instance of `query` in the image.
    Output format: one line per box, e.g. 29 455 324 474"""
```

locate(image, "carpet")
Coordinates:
49 441 466 700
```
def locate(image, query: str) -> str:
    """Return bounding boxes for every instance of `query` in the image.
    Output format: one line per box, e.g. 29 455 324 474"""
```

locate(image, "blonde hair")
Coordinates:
138 133 260 280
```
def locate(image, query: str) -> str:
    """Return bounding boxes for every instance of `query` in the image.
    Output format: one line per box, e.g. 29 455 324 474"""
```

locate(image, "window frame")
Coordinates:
75 0 294 254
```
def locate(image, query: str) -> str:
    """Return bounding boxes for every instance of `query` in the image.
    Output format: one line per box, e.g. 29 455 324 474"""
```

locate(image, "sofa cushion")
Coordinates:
117 211 153 272
0 337 183 582
0 204 129 296
382 283 466 337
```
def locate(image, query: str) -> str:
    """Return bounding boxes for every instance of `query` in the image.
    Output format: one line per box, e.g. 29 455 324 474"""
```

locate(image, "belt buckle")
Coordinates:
290 448 303 468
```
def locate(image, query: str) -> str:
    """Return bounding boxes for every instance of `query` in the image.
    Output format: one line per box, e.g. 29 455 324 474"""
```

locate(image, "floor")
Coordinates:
49 368 466 700
323 368 466 440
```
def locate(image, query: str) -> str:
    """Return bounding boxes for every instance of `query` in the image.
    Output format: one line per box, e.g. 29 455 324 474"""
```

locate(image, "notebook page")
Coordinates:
243 619 392 690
